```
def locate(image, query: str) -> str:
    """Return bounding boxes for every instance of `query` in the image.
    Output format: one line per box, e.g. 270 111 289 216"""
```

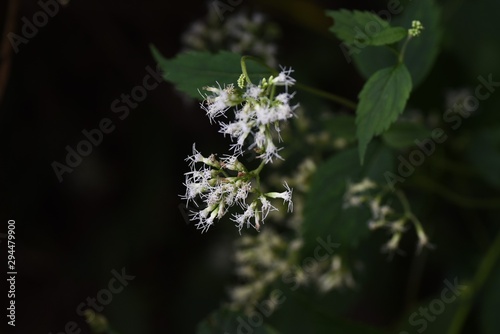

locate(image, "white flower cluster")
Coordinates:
201 68 298 162
343 178 430 255
182 9 280 67
182 68 297 233
230 229 294 313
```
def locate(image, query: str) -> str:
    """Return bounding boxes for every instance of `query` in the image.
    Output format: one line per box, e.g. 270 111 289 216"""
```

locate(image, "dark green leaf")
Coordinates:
396 289 461 334
326 10 407 47
356 64 412 163
352 0 442 87
325 114 357 142
301 144 395 256
150 46 272 99
197 308 280 334
467 126 500 188
382 121 431 149
270 289 389 334
480 265 500 334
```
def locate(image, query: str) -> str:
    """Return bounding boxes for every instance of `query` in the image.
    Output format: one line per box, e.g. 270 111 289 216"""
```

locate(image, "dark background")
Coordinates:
0 1 341 333
1 0 500 333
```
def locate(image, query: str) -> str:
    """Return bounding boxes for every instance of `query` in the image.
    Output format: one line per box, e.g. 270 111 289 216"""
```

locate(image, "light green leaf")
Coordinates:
327 9 407 47
301 143 395 255
150 46 272 99
382 121 431 149
352 0 442 87
372 26 407 46
356 64 412 163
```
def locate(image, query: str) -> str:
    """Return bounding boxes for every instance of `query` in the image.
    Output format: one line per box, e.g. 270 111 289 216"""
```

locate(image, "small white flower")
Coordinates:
258 139 283 164
347 178 377 194
253 126 267 149
225 156 247 172
185 143 205 168
244 84 263 99
259 195 277 219
272 67 296 91
201 84 239 123
382 233 403 255
369 197 382 219
191 204 219 233
235 181 252 207
368 219 385 230
232 202 258 232
343 195 363 208
219 120 253 156
265 182 293 212
255 104 273 125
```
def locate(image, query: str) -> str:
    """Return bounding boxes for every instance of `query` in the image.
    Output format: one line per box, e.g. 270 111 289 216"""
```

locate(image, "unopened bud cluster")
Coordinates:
408 20 424 37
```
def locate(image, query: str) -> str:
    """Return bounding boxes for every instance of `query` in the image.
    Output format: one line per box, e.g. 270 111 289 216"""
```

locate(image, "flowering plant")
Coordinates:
150 1 500 333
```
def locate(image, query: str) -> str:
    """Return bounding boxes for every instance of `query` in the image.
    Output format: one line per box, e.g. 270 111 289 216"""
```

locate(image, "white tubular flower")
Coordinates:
253 126 267 149
265 182 293 212
220 155 246 172
347 178 377 194
219 120 252 155
185 143 205 168
258 139 283 164
191 204 219 233
272 67 296 91
369 197 382 219
259 195 277 219
255 104 273 125
232 202 258 232
244 84 263 99
201 84 240 123
274 99 296 122
235 181 252 207
382 233 403 255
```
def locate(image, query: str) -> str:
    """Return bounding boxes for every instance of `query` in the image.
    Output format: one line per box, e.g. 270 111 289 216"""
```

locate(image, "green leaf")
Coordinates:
467 126 500 188
301 143 395 256
382 121 431 149
356 64 412 163
197 308 280 334
270 289 389 334
480 265 500 334
326 9 407 47
325 114 357 143
352 0 442 87
150 46 272 99
396 289 461 334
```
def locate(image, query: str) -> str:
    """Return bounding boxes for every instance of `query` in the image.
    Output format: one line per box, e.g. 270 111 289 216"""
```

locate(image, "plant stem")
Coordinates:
251 160 266 188
398 35 412 64
447 229 500 334
295 82 357 110
408 175 500 209
240 56 255 85
395 189 430 251
240 55 357 110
